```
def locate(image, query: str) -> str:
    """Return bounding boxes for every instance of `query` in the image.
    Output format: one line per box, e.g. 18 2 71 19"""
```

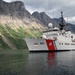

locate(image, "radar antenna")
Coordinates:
59 12 65 30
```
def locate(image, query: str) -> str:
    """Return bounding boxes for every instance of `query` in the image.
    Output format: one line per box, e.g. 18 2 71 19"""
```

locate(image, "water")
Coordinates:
0 50 75 75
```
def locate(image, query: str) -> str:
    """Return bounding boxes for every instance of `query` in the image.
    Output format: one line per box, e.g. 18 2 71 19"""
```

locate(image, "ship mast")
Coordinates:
59 12 65 30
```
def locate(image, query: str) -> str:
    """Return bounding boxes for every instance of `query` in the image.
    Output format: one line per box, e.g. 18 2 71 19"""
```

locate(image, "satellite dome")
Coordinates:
48 23 53 27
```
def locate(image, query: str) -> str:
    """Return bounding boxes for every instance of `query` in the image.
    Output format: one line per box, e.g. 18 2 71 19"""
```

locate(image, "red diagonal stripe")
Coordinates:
46 40 55 50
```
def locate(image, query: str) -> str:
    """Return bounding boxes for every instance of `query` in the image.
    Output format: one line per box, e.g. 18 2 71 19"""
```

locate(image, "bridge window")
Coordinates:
34 43 38 46
71 44 75 45
59 43 61 45
65 43 69 45
71 36 73 38
40 42 44 45
59 43 63 45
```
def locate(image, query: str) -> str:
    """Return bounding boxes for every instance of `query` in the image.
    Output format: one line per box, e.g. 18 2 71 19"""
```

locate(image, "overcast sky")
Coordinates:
3 0 75 24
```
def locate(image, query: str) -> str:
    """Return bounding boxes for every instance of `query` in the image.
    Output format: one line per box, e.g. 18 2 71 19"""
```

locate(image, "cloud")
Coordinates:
65 17 75 24
3 0 75 24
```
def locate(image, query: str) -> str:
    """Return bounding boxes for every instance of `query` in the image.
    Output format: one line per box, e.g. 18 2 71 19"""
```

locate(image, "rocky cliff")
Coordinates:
0 0 45 31
0 0 45 49
0 0 31 18
32 12 53 26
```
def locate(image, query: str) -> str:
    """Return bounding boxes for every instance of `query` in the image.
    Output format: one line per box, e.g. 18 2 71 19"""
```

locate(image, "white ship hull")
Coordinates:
25 38 75 52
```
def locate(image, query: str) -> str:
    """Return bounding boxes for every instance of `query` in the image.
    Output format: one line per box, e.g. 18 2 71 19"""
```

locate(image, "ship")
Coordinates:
25 12 75 52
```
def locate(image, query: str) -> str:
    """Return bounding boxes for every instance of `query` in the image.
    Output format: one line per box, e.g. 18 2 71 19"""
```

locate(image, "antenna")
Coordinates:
59 12 65 30
53 11 54 18
61 12 63 25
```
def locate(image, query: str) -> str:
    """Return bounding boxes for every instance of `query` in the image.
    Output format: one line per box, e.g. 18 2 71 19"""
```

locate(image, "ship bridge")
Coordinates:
42 28 59 40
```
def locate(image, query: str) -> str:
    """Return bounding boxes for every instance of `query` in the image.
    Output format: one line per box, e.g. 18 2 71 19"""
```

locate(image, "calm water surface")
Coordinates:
0 50 75 75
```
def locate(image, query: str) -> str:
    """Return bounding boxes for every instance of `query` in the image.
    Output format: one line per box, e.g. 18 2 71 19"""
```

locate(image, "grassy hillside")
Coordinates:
0 24 43 50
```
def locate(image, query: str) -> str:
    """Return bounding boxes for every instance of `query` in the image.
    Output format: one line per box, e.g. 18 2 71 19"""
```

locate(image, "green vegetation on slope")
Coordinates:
0 36 10 49
0 25 42 49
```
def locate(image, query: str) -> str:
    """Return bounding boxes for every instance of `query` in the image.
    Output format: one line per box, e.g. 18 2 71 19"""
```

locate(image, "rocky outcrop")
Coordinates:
0 0 32 19
32 12 53 26
0 0 44 30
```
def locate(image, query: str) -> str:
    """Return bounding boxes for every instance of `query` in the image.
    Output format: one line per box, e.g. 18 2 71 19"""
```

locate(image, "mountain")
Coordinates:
0 0 45 31
67 23 75 33
0 0 45 49
32 11 75 33
32 12 53 26
32 11 67 27
0 0 31 18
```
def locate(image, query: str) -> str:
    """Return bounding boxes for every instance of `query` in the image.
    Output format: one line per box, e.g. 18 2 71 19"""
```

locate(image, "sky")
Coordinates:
3 0 75 24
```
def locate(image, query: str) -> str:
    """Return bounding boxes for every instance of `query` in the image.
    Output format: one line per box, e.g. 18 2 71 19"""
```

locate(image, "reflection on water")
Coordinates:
0 50 75 75
47 52 55 67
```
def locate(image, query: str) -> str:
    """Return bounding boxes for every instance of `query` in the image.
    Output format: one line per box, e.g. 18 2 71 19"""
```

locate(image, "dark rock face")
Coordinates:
67 23 75 33
0 0 31 18
32 11 53 26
